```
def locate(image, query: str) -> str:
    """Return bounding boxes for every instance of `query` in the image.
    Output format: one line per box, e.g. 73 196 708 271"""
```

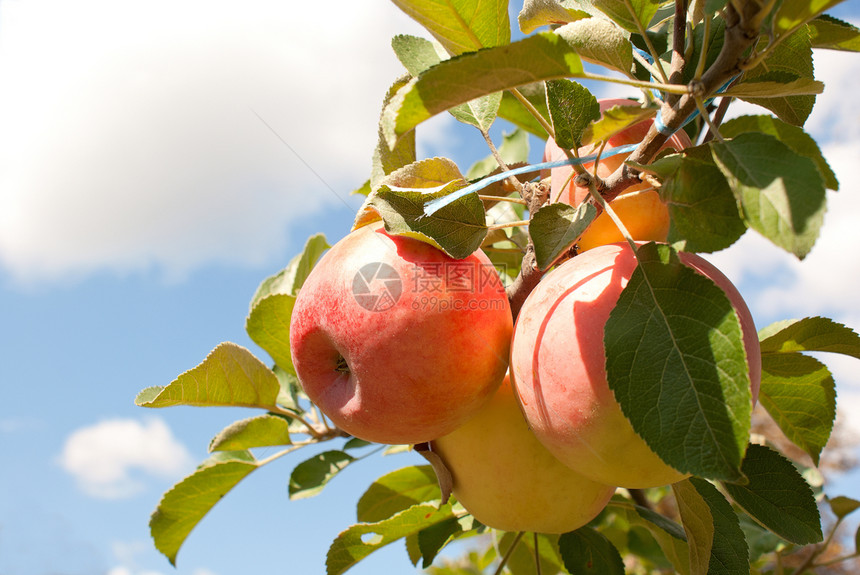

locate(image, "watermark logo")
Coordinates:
352 262 402 312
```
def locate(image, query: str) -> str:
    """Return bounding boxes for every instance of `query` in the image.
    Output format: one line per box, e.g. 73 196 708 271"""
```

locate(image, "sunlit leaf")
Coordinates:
711 132 826 260
250 233 330 309
136 343 280 409
721 116 838 190
390 0 510 55
368 182 488 259
807 14 860 51
591 0 662 34
545 79 600 150
758 317 860 358
209 414 291 452
759 353 835 465
326 502 456 575
556 18 634 76
245 294 296 375
774 0 847 37
740 30 816 126
150 451 258 565
357 465 442 523
382 31 585 148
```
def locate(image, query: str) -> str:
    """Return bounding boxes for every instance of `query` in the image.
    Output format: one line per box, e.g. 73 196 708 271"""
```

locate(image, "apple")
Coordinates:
431 375 616 533
510 243 761 488
544 99 692 251
289 224 513 445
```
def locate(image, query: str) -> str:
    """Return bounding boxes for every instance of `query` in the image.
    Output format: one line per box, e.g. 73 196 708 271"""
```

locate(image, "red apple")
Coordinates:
431 375 616 533
544 99 692 251
510 243 761 488
289 224 513 445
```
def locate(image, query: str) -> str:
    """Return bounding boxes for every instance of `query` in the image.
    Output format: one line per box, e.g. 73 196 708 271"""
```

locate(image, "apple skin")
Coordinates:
289 224 513 445
510 243 761 488
543 99 692 251
431 375 616 534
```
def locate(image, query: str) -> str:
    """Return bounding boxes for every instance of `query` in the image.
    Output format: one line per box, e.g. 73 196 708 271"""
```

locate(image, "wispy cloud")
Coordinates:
0 0 422 283
58 417 193 498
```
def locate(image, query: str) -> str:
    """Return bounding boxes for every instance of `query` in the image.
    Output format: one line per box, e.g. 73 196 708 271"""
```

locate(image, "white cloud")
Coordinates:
0 0 422 283
58 417 193 498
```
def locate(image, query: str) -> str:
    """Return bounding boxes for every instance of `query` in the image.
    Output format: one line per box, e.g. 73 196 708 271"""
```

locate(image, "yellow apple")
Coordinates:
431 375 616 533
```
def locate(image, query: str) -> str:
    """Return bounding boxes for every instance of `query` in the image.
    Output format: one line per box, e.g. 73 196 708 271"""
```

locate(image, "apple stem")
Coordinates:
335 355 350 373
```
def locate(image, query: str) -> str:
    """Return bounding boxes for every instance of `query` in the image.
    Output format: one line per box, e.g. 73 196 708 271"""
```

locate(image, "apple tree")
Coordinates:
136 0 860 573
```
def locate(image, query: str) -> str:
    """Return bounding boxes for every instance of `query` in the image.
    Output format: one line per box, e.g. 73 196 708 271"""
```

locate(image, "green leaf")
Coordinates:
136 343 280 409
807 15 860 51
289 450 355 500
723 77 824 98
545 79 600 149
150 451 258 565
466 129 530 180
759 353 835 465
653 146 747 253
326 502 455 575
581 101 656 146
250 234 330 310
449 92 503 131
368 183 487 259
711 132 826 260
558 527 626 575
674 478 750 575
208 414 291 452
357 465 442 523
722 444 823 545
392 34 447 76
737 512 786 562
382 31 585 148
740 30 816 126
555 18 634 76
673 480 714 575
774 0 847 38
273 365 302 413
681 17 726 86
518 0 591 34
416 515 480 568
592 0 662 34
498 83 550 139
829 495 860 520
624 505 690 575
530 201 599 270
245 294 296 375
390 0 510 55
365 75 417 202
721 116 838 190
855 523 860 554
604 243 752 481
759 317 860 359
391 34 503 131
500 531 568 575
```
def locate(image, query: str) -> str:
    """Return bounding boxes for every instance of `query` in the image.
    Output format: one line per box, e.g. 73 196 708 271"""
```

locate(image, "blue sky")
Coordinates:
2 1 860 574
